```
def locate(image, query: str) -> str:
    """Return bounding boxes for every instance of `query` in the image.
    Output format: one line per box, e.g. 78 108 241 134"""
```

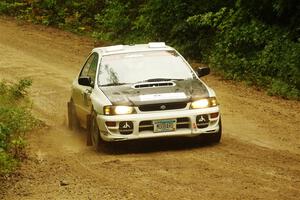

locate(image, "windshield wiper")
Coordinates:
100 82 129 87
138 78 184 83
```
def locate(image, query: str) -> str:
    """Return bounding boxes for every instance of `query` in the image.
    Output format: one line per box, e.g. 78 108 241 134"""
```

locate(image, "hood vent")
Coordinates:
133 81 175 89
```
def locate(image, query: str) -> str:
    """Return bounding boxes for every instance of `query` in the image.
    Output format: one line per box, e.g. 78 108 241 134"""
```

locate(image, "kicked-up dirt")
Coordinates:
0 17 299 200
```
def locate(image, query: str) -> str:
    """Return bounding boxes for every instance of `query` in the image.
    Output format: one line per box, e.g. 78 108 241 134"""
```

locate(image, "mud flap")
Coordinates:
86 114 92 146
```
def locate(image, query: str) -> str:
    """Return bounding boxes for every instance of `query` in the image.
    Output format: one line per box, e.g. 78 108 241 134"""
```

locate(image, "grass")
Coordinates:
0 79 40 175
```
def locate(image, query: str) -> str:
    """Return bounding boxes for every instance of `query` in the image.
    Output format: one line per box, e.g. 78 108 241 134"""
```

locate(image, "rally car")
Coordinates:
68 42 222 149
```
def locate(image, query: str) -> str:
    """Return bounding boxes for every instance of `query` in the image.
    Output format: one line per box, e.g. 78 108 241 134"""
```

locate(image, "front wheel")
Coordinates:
89 112 102 151
89 112 112 152
205 118 222 144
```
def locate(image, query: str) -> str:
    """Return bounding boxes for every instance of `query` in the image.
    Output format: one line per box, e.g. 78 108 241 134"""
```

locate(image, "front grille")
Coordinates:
139 120 153 132
139 102 187 112
139 117 190 132
176 117 190 129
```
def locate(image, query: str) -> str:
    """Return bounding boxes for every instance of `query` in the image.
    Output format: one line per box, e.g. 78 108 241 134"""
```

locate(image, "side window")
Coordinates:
87 53 99 85
80 54 95 77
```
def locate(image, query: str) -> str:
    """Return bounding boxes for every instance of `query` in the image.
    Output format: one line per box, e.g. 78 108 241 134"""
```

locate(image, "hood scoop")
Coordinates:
133 81 175 89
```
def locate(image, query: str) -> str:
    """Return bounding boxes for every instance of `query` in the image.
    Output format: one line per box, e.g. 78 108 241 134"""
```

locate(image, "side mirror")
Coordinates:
78 76 92 87
196 67 210 77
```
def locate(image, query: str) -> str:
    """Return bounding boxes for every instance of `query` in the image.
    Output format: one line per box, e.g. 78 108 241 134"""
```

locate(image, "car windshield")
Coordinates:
97 50 194 86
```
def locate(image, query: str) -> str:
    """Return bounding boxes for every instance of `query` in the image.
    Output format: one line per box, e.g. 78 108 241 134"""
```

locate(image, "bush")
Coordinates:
0 1 27 16
93 0 145 43
134 0 234 59
187 4 300 99
1 0 299 99
0 79 39 175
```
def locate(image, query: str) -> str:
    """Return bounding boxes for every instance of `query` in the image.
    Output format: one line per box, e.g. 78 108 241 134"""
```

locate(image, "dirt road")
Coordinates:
0 17 300 200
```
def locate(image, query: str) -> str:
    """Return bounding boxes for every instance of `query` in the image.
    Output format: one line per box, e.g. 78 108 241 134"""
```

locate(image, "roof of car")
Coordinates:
92 42 174 56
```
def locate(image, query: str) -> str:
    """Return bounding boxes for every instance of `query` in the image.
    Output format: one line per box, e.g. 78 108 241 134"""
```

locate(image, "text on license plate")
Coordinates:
153 119 176 133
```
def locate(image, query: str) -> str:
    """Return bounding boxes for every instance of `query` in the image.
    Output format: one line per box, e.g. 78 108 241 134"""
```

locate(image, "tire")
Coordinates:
68 100 79 130
89 112 101 151
205 118 222 144
90 111 114 152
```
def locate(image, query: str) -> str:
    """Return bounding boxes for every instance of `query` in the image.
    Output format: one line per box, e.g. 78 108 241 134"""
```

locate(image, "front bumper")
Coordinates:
96 107 221 142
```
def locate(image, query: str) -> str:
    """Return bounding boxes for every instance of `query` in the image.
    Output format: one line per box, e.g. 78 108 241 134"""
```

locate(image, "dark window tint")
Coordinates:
80 53 99 86
80 54 95 77
87 54 99 85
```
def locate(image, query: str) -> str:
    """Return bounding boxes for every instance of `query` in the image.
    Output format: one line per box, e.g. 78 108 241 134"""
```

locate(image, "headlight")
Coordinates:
103 105 134 115
190 97 218 109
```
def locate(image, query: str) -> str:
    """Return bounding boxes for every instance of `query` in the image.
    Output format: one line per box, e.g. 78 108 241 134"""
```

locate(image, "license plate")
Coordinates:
153 119 176 133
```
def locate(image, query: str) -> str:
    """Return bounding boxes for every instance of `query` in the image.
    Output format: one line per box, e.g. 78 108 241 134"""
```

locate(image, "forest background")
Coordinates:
1 0 299 99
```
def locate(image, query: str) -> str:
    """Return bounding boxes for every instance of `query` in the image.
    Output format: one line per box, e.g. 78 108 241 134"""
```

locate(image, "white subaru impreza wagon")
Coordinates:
68 42 222 149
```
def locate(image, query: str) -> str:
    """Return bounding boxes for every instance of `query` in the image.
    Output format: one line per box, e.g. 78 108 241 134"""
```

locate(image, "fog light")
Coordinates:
210 112 219 118
105 121 116 127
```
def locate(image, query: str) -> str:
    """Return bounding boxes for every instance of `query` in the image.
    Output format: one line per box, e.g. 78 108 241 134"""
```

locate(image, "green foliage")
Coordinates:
0 151 17 175
268 80 299 99
93 0 145 43
10 79 32 99
0 0 299 99
187 3 300 99
93 0 131 42
134 0 234 58
0 0 105 33
0 79 38 175
0 1 27 16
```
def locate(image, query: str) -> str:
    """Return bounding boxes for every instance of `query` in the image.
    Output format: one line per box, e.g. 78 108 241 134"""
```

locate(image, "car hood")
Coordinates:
100 79 209 106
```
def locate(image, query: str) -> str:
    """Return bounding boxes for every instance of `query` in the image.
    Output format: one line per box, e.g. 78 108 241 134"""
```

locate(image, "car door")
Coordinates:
72 53 99 128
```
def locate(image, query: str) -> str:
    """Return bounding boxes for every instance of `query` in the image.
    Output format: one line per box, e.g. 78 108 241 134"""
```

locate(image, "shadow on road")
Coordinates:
98 135 220 155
